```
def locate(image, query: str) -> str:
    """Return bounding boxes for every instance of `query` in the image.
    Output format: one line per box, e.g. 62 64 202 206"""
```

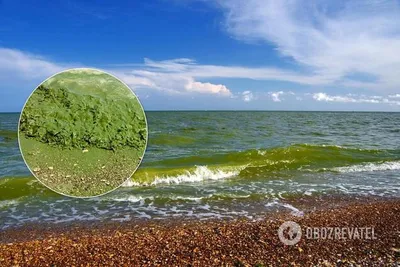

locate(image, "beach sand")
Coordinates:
1 198 399 266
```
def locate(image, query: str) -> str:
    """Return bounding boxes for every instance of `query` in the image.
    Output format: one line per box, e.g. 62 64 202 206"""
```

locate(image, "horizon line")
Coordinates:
1 110 400 113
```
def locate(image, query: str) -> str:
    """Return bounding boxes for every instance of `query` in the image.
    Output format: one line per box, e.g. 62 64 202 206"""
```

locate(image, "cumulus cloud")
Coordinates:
269 91 284 102
267 91 294 102
217 0 400 93
242 90 254 102
185 79 231 96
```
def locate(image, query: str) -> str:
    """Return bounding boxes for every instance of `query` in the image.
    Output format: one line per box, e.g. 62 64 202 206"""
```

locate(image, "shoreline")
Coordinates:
1 197 399 265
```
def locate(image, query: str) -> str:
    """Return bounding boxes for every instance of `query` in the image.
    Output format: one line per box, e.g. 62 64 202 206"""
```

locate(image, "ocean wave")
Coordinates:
143 144 398 169
125 166 240 187
332 161 400 173
124 144 399 186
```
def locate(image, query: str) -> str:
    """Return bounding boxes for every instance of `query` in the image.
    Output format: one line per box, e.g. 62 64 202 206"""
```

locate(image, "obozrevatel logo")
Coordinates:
278 221 302 245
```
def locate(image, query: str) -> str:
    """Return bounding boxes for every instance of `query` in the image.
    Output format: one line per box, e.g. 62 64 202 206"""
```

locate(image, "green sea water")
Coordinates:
1 111 399 229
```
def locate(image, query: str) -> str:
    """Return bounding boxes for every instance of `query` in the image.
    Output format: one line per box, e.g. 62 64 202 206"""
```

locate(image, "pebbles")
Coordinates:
0 200 399 266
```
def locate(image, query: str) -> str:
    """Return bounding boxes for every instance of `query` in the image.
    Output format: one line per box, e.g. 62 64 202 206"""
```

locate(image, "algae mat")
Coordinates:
18 68 147 197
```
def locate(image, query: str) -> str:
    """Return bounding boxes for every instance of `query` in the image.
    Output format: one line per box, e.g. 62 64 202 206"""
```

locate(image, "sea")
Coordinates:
1 111 399 229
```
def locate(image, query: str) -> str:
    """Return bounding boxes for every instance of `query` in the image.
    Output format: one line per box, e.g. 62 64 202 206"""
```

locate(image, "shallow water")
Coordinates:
1 111 399 229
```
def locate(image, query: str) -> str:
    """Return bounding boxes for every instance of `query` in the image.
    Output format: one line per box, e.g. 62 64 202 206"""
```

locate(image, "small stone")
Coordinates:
48 166 54 170
82 149 89 153
73 163 78 167
66 175 71 178
102 166 106 169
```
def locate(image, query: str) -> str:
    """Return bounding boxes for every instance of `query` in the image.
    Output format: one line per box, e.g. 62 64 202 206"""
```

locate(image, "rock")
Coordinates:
48 166 54 170
82 149 89 153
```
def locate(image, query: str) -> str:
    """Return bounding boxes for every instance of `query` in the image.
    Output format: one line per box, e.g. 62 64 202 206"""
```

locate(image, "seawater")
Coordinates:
1 111 399 229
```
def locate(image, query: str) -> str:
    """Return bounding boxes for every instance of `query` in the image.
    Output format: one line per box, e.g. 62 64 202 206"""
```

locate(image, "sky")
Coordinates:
1 0 400 111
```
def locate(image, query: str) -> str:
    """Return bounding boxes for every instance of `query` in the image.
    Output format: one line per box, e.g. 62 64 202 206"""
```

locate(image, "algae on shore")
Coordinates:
18 68 147 197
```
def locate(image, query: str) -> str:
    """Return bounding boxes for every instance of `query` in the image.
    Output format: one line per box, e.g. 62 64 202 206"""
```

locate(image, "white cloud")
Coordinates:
0 48 233 97
217 0 400 93
1 46 399 108
313 93 356 103
0 48 71 80
312 92 400 105
242 90 254 102
269 91 284 102
114 57 334 95
185 79 231 96
267 91 294 102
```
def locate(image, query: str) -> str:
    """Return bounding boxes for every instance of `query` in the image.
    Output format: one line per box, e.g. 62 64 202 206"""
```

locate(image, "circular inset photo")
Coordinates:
18 68 148 197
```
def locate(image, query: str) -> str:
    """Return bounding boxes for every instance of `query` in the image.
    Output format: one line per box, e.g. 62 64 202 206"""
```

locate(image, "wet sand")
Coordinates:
0 198 399 266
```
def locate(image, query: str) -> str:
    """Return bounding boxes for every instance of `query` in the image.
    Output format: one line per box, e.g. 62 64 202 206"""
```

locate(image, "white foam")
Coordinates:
121 180 141 187
281 203 304 217
122 166 240 187
333 161 400 173
265 200 304 217
113 196 150 203
151 166 239 185
0 199 19 208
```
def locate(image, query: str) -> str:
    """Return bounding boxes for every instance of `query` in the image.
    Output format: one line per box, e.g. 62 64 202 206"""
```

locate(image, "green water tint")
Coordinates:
2 111 400 227
0 177 57 201
0 130 17 142
130 144 400 185
18 69 147 197
3 144 398 199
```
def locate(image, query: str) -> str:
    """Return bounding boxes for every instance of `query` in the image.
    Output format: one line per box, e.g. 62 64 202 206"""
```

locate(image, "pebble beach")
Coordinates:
1 198 399 266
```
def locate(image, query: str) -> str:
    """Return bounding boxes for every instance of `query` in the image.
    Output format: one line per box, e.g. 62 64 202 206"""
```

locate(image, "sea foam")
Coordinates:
333 161 400 173
122 166 240 187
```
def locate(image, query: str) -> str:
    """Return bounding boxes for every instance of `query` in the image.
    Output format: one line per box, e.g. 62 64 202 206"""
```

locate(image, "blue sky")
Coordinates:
1 0 400 111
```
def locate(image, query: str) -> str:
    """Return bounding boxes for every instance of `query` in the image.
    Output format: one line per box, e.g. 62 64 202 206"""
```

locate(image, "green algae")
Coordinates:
20 85 146 151
18 68 147 197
